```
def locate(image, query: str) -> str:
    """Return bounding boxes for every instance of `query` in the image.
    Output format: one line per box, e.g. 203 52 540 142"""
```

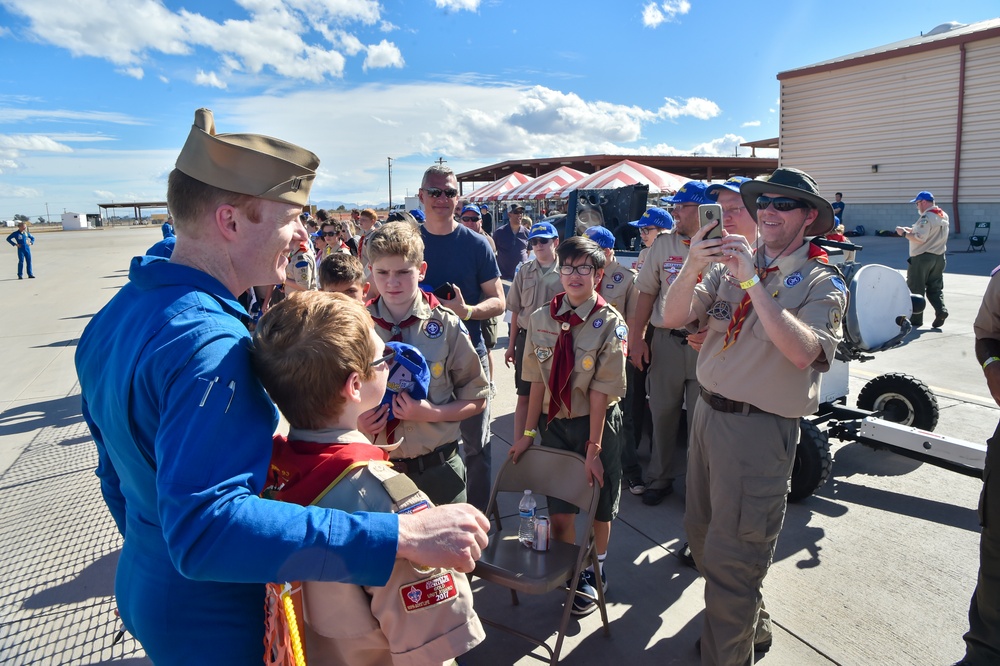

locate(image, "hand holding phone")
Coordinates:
432 282 457 300
698 204 723 240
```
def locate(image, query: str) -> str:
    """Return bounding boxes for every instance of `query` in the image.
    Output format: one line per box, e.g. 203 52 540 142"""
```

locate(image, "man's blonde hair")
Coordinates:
251 291 378 429
360 208 377 222
367 221 424 267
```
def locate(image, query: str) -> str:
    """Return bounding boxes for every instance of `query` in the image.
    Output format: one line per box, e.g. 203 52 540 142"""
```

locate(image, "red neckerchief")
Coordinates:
547 292 606 422
265 437 388 506
722 245 829 350
369 291 441 341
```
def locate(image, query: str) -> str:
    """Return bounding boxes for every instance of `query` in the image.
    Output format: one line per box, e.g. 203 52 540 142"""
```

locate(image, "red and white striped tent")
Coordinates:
465 172 534 202
496 166 588 201
555 159 687 198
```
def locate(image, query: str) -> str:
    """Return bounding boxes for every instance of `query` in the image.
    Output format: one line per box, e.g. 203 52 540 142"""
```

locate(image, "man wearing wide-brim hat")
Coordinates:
660 167 847 665
75 108 489 664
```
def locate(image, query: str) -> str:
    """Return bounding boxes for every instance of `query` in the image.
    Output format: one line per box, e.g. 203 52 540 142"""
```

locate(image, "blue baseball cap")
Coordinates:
527 221 558 239
661 181 710 205
910 191 934 203
584 226 616 249
628 207 674 229
409 209 425 222
460 204 481 218
705 176 752 201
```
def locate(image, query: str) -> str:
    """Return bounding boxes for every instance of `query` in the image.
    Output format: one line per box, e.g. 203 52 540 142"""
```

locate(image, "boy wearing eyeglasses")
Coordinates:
509 235 628 617
362 222 489 507
252 291 484 666
504 221 563 445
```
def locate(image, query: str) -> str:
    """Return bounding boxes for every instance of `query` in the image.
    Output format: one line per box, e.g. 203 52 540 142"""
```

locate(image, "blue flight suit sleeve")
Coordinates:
83 394 127 535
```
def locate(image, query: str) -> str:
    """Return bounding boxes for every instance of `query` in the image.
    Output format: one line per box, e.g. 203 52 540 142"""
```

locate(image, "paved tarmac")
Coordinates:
0 226 996 665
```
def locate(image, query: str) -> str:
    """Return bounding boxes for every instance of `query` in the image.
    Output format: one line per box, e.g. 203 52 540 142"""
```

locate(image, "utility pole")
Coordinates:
45 202 50 224
387 157 393 209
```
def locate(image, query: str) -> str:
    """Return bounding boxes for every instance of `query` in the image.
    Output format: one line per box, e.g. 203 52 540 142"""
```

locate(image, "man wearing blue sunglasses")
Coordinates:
660 167 846 666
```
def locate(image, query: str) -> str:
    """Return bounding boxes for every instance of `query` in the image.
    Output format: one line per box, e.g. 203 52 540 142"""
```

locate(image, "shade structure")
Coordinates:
466 172 533 202
555 159 687 198
496 166 588 201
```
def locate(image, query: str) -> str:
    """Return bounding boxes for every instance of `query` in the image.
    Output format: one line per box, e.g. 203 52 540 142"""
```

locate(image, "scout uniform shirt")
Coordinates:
522 293 628 420
973 264 1000 341
597 257 638 322
636 230 691 328
368 295 489 458
507 258 563 328
908 206 950 257
286 242 317 290
690 242 847 419
266 428 484 666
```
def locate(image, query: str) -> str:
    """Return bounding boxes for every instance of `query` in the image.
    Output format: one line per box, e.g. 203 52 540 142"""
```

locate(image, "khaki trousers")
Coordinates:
645 327 699 490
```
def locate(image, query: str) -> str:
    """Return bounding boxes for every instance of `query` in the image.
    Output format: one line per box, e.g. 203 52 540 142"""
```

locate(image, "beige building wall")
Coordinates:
779 33 1000 233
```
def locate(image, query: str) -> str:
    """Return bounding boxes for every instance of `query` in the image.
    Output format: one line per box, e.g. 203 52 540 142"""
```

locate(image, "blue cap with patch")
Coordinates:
910 191 934 203
461 204 481 218
584 226 615 249
705 176 752 201
628 207 674 229
527 221 558 239
380 342 430 421
661 180 710 205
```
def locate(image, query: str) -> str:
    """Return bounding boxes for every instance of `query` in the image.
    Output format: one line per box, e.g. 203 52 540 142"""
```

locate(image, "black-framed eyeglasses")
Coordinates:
423 187 459 199
529 237 552 247
638 226 659 235
371 348 395 368
460 216 480 222
755 196 812 212
558 264 596 276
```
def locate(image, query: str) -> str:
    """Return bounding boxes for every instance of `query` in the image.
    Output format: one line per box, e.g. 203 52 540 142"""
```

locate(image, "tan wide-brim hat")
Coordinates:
740 167 835 237
175 108 319 206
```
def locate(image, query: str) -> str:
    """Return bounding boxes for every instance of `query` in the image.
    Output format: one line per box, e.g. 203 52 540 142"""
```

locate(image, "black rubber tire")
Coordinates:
789 419 833 502
856 372 939 431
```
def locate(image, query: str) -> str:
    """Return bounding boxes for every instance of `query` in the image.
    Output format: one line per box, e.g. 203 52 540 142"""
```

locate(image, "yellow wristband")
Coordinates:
984 356 1000 370
523 429 538 438
462 307 473 321
739 275 760 290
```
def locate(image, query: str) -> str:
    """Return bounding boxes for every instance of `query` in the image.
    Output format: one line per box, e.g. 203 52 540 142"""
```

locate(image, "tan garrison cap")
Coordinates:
175 108 319 206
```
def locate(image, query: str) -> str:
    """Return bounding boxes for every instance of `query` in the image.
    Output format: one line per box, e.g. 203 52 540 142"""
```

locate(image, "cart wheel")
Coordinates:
789 420 833 503
856 372 938 431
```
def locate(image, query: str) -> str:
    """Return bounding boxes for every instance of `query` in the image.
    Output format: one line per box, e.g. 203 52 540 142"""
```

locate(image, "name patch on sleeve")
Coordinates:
400 572 458 612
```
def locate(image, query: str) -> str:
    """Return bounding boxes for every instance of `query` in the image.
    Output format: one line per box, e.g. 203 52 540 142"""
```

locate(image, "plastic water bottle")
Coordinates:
518 490 537 548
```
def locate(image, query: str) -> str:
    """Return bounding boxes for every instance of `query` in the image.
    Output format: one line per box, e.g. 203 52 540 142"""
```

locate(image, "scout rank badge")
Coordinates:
663 257 684 285
400 571 459 612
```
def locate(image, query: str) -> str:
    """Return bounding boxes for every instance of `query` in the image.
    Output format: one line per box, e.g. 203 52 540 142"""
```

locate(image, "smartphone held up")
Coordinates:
698 204 723 240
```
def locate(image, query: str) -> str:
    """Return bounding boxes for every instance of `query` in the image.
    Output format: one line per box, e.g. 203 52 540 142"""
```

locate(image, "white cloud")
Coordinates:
643 0 691 28
0 184 42 198
195 70 228 89
363 40 404 71
0 108 144 125
119 66 145 79
657 96 719 121
741 120 761 128
379 20 397 32
0 135 74 154
158 75 170 83
434 0 480 10
94 190 116 200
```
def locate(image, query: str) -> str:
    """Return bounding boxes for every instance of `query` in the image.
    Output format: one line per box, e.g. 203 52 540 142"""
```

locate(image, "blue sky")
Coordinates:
0 0 997 218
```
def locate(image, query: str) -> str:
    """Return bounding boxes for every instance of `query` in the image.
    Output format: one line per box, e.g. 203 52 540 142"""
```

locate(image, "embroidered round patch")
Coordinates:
424 320 443 338
592 318 604 329
430 361 444 379
784 272 802 288
828 308 842 333
615 325 628 341
581 355 595 370
613 272 624 283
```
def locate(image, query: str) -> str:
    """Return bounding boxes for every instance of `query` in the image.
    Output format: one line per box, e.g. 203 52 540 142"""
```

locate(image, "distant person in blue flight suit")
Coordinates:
74 108 489 666
161 215 175 238
7 221 35 279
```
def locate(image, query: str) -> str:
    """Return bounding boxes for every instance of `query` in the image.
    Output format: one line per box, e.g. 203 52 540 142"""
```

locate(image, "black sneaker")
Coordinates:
932 312 949 328
641 483 673 506
571 571 599 616
627 477 646 495
678 542 697 569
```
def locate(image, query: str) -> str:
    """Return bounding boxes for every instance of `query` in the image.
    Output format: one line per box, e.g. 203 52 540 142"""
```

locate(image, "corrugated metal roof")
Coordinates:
779 17 1000 79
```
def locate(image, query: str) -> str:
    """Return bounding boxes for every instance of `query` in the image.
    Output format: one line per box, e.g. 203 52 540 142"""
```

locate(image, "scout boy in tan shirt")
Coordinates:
504 221 563 443
362 222 489 506
508 235 628 618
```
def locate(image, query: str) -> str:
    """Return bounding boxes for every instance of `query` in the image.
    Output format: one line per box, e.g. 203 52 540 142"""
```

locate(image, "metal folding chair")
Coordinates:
472 446 609 664
968 221 990 252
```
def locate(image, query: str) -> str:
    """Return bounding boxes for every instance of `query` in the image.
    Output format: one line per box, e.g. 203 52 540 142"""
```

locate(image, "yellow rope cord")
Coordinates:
281 584 306 666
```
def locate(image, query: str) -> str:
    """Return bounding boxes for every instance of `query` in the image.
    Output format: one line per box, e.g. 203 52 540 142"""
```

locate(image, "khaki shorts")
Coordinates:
481 315 498 349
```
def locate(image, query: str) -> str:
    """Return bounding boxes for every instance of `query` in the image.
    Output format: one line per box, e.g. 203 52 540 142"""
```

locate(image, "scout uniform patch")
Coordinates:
424 320 443 339
400 572 459 612
663 257 684 286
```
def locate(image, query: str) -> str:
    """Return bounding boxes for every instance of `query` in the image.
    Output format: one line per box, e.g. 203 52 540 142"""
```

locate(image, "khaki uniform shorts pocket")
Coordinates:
738 476 791 543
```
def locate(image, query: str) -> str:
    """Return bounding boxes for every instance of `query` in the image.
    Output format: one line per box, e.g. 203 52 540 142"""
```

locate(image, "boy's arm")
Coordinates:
585 389 608 488
504 311 519 366
391 394 484 423
509 381 545 462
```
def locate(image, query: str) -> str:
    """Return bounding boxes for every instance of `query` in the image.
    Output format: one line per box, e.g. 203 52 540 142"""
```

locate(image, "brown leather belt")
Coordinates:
699 388 764 416
391 442 459 475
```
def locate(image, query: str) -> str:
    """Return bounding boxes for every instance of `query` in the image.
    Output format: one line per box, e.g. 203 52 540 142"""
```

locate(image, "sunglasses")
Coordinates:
321 231 339 237
755 196 812 212
529 238 552 247
460 216 480 222
371 348 395 368
423 187 459 199
558 264 596 276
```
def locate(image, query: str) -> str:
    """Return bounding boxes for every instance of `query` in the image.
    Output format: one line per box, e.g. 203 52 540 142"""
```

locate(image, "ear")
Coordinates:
214 204 240 241
342 371 363 405
362 281 371 297
418 260 428 281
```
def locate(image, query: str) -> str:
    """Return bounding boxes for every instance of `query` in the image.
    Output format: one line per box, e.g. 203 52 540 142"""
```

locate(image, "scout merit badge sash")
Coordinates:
378 342 431 444
722 245 829 351
547 292 607 422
